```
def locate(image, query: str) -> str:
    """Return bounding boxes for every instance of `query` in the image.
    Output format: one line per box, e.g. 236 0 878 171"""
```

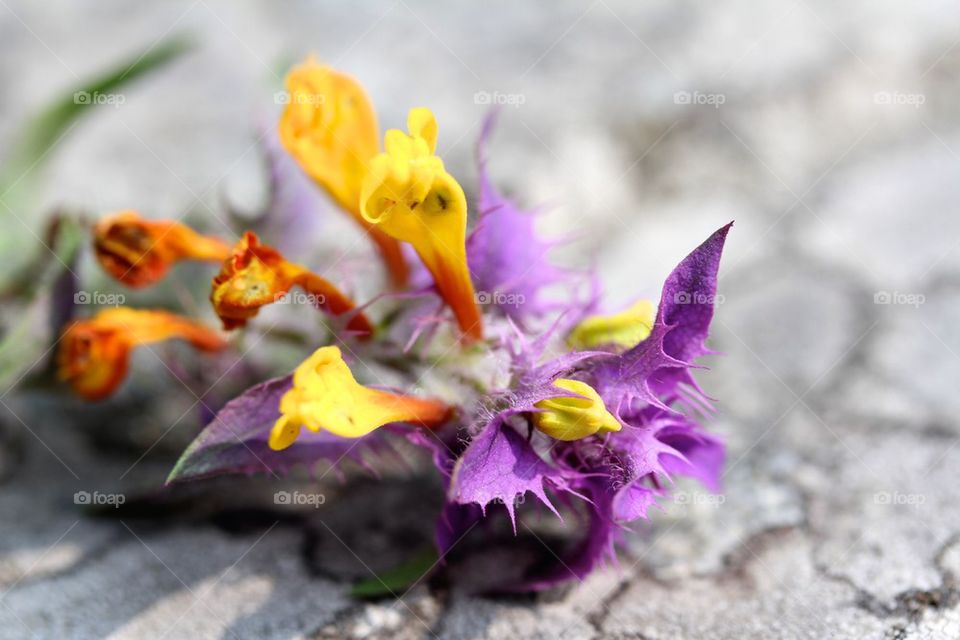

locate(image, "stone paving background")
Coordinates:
2 1 960 638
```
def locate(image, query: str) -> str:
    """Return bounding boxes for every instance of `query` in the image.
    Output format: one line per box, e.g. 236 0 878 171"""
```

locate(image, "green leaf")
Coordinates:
350 548 439 599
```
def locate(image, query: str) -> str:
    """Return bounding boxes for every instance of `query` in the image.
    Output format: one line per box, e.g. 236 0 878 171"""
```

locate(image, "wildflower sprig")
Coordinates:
57 57 732 591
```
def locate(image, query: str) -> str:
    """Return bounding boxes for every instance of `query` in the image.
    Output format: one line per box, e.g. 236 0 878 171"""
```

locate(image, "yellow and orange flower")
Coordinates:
210 231 373 336
269 346 450 449
58 307 227 401
278 58 408 287
93 210 230 288
360 108 483 341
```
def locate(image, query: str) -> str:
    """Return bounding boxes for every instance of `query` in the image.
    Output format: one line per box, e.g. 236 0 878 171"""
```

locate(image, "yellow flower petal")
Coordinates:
269 416 302 451
533 379 621 441
407 107 437 153
278 58 378 216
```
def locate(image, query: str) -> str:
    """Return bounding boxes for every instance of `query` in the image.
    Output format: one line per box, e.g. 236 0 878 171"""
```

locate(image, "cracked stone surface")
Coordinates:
2 0 960 638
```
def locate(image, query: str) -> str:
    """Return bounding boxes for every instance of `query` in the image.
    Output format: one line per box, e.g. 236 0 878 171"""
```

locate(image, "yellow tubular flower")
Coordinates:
360 107 483 341
567 300 656 351
278 57 408 287
269 346 450 450
532 379 621 441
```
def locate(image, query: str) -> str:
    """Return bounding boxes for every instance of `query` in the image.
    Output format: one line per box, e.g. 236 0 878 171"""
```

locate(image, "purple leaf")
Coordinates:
611 482 659 522
657 222 732 363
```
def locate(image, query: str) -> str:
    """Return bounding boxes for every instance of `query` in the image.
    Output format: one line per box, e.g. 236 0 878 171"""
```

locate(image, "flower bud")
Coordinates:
567 300 655 351
533 379 621 441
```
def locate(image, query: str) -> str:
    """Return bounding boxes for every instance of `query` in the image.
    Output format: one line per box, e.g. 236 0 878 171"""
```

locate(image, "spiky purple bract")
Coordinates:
466 111 570 327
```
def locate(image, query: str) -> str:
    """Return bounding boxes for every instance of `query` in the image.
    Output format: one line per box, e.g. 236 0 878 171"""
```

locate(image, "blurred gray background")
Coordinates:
2 1 960 638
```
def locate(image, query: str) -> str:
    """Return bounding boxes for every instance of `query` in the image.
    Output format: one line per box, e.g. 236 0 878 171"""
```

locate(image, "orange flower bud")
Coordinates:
93 210 230 288
58 308 227 401
210 231 373 337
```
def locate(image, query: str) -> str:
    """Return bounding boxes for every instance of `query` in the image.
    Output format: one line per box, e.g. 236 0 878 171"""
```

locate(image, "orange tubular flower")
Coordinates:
93 210 231 288
58 308 227 401
278 57 409 287
360 108 483 341
210 231 373 337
